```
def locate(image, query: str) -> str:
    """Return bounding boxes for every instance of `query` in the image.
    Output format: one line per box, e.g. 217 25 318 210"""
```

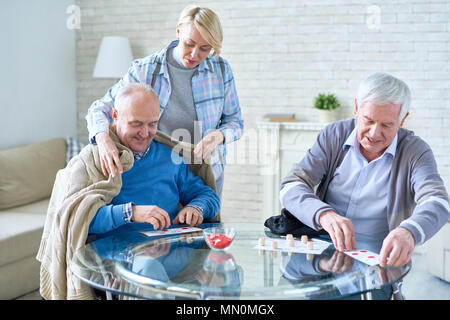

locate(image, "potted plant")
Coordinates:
313 93 341 123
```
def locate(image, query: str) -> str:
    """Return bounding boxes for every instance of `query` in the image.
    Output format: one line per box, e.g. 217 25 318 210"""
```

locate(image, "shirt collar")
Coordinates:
344 127 398 158
385 133 398 157
133 143 151 161
344 127 358 149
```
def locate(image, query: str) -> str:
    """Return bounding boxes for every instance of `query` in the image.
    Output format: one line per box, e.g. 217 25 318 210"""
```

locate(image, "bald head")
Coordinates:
114 83 159 114
112 83 160 153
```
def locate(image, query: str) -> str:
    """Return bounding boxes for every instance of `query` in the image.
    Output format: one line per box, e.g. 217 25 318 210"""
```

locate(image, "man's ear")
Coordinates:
400 112 409 127
354 98 358 117
176 24 181 40
112 108 118 121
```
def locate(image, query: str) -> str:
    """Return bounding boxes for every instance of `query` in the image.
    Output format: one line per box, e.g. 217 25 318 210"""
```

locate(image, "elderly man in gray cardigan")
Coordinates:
280 72 449 268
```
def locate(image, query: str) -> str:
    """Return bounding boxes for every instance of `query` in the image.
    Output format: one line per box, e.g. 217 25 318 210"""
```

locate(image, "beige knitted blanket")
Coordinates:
36 130 217 300
36 131 134 300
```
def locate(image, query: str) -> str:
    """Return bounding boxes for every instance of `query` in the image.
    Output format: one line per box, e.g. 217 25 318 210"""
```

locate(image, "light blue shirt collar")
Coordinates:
344 127 398 159
133 143 151 161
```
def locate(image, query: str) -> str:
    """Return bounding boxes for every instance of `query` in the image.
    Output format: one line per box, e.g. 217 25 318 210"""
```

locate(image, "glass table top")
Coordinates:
69 222 411 300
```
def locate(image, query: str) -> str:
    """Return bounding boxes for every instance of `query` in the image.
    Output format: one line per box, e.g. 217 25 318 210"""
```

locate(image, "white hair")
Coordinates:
114 83 157 112
356 72 411 122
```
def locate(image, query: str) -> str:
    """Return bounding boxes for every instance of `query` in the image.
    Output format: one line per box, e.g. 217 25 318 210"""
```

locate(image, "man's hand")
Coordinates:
134 238 171 259
193 131 224 160
379 227 415 267
318 210 356 252
194 269 225 287
132 205 171 230
318 251 354 274
96 131 123 178
173 206 203 227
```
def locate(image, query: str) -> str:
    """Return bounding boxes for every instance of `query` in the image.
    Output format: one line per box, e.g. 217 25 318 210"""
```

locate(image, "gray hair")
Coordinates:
114 83 157 112
356 72 411 122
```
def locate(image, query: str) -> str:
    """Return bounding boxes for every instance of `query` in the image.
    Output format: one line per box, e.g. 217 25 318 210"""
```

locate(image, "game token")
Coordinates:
271 240 278 249
253 236 330 255
258 237 265 246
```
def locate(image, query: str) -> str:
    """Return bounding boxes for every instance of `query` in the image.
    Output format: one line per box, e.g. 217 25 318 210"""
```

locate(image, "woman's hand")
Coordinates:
96 132 123 178
193 130 224 160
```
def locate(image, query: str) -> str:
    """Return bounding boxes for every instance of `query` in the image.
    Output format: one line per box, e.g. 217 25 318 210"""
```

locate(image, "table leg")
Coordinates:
361 291 373 300
106 290 113 300
359 276 373 300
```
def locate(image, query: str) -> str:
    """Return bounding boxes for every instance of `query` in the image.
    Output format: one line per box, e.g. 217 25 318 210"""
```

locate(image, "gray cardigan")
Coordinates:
279 118 449 245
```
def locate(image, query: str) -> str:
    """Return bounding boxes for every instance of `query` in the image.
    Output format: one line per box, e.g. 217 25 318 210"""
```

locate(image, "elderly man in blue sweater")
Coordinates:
88 83 220 235
280 73 449 269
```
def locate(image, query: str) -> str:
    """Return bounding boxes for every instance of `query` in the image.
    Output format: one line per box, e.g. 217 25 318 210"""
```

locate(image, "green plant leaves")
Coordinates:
314 93 341 110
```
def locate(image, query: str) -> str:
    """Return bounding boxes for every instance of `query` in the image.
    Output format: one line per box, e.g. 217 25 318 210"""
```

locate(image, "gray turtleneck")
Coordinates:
158 45 201 144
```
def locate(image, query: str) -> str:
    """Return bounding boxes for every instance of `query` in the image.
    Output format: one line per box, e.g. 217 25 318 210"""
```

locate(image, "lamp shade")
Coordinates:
93 36 133 78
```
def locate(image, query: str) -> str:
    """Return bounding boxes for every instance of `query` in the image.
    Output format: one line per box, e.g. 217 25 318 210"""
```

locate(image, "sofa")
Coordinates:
0 138 69 299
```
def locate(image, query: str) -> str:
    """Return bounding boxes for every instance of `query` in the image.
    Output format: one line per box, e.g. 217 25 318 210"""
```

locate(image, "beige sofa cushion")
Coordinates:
0 211 47 266
0 255 41 300
1 198 50 215
0 199 49 266
0 138 66 210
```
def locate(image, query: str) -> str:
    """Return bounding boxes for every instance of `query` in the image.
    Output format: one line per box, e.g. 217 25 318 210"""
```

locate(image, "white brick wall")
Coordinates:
76 0 450 222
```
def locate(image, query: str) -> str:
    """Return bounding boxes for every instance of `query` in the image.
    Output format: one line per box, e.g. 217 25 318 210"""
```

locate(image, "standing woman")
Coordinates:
86 5 243 197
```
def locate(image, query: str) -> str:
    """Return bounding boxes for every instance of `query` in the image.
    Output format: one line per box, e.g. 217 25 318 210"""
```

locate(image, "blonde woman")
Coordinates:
86 5 243 198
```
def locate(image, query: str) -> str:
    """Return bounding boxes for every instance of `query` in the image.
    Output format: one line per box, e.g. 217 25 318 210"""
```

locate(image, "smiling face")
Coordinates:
113 90 160 154
355 99 408 162
176 23 212 68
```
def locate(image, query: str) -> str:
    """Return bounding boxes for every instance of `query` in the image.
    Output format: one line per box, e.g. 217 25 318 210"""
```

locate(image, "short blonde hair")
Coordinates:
178 5 223 56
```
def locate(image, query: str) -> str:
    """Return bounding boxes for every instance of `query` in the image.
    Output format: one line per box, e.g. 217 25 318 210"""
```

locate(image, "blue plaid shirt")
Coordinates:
86 40 243 179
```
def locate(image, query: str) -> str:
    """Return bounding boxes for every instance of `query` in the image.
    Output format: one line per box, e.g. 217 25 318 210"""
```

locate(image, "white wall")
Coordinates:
0 0 77 149
75 0 450 222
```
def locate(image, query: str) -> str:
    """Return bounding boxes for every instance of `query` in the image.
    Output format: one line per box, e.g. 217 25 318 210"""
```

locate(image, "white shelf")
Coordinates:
256 121 327 131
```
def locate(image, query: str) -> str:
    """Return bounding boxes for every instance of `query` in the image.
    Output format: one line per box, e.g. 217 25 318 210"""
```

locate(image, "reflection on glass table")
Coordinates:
69 222 410 300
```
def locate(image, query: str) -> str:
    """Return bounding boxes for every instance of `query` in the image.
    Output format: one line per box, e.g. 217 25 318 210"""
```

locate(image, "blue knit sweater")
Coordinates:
89 140 220 235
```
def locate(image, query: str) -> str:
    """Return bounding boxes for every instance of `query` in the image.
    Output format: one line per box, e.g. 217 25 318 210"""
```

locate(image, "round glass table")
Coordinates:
69 222 410 300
